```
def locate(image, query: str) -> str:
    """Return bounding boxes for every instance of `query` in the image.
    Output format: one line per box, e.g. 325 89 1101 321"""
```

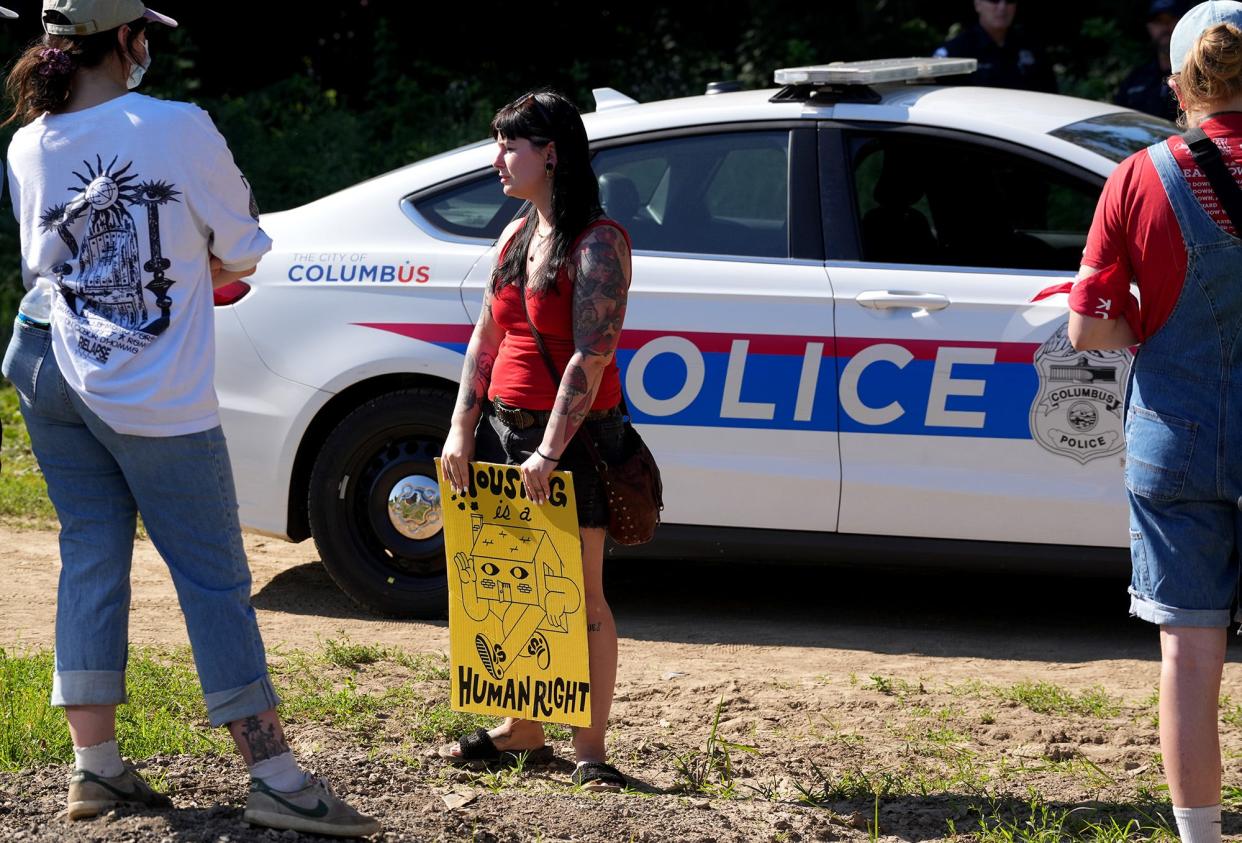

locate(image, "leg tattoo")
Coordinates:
238 716 289 763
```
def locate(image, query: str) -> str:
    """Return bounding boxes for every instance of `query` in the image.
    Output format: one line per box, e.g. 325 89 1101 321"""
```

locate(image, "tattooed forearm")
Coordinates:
554 363 593 427
455 349 495 414
572 228 629 358
237 715 288 763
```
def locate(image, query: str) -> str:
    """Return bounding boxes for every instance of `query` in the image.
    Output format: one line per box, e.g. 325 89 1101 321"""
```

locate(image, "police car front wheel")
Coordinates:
307 387 455 618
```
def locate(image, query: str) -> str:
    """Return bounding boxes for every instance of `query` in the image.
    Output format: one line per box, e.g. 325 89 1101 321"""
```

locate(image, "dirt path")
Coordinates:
4 525 1242 841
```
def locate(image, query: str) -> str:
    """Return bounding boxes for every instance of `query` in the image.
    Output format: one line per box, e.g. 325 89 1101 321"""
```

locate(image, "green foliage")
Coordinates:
0 646 227 772
0 384 55 526
672 695 758 797
1000 682 1123 719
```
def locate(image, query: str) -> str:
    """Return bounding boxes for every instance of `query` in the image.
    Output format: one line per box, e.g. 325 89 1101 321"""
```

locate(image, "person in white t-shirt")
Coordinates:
0 1 379 836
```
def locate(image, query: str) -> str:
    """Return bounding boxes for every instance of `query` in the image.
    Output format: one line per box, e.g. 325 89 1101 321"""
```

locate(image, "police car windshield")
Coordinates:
1049 111 1175 163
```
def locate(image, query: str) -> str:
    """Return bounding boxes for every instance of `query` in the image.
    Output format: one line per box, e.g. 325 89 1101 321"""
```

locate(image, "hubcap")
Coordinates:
386 474 442 540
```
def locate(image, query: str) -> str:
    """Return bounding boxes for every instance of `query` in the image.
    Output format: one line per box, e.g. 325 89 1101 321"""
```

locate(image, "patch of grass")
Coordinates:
957 793 1177 842
1220 698 1242 728
866 674 925 701
320 635 389 669
0 384 55 525
672 695 757 798
393 651 452 681
405 702 494 744
1000 681 1122 719
0 646 227 772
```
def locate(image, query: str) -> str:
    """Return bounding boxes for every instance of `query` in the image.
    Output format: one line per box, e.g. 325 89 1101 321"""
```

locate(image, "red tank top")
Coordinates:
488 218 629 411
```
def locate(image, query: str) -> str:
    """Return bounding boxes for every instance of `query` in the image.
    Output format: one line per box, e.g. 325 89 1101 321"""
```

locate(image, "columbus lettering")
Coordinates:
288 263 430 283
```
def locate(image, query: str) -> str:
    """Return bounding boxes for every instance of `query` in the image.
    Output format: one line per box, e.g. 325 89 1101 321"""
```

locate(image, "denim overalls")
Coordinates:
1126 138 1242 628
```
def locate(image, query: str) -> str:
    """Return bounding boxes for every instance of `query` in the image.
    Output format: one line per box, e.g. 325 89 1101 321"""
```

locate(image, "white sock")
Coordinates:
1173 805 1222 843
249 751 309 793
73 740 124 778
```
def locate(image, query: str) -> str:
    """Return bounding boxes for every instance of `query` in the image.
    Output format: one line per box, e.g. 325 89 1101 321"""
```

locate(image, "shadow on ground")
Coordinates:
251 555 1242 664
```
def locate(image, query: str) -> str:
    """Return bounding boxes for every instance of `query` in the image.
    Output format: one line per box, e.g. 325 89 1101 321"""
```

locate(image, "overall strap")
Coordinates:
1183 127 1242 235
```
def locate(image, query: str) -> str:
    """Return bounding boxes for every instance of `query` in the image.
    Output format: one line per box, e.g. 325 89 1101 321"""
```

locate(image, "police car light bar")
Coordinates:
774 57 978 87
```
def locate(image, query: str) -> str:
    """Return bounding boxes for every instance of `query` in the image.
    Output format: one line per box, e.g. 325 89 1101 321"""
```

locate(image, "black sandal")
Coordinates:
437 728 553 766
571 761 627 792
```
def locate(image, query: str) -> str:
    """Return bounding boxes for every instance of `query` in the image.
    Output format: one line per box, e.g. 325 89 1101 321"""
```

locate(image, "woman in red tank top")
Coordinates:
439 90 633 791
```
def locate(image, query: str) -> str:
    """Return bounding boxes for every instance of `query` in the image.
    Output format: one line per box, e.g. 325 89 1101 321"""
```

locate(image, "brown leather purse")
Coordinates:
519 288 663 545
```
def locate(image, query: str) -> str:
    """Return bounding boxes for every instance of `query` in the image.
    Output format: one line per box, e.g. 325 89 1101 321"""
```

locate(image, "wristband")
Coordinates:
536 448 560 463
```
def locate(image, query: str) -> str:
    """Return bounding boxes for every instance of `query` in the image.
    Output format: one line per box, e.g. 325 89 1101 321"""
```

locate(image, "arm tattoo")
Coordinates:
546 228 630 446
454 289 497 414
456 348 495 413
572 227 629 359
237 715 289 763
553 363 594 440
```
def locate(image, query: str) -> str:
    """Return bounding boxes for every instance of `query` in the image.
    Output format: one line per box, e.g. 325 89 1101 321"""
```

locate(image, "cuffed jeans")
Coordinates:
3 319 279 726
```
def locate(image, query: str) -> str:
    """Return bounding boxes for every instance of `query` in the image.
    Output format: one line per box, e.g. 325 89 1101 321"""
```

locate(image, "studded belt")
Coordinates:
491 397 619 430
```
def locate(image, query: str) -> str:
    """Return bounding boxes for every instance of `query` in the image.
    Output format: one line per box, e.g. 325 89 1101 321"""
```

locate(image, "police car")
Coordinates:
215 58 1173 617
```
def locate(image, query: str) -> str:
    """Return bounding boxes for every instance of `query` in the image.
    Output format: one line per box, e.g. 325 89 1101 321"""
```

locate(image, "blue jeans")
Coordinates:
2 319 279 726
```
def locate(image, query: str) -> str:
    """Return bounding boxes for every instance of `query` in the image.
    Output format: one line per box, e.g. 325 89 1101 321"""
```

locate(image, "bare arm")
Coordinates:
441 220 519 492
210 255 256 289
1067 264 1138 351
540 225 631 457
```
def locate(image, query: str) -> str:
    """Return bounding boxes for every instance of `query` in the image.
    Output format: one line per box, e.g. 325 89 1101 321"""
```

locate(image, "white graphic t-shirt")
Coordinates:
7 93 271 436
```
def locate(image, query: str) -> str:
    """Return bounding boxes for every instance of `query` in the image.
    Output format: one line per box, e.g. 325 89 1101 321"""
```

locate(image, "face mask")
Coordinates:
126 45 150 90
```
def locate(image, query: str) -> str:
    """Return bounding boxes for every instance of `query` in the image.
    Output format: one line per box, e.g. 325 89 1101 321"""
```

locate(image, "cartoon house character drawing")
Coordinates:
452 516 582 681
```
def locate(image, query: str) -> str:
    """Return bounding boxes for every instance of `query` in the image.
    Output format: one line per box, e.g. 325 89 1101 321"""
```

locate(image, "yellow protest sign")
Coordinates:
435 459 591 728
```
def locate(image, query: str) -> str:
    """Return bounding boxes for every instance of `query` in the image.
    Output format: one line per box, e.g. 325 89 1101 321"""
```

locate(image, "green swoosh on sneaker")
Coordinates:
75 770 157 802
259 788 331 819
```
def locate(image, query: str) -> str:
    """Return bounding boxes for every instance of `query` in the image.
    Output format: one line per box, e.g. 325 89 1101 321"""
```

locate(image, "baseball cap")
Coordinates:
1171 1 1242 72
1149 0 1188 18
42 0 177 36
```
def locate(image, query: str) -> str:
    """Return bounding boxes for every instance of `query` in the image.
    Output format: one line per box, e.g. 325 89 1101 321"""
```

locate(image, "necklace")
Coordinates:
529 227 552 262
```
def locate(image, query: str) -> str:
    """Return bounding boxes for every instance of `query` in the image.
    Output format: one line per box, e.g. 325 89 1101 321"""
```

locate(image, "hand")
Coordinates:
210 255 258 289
453 552 475 584
520 450 558 505
542 576 581 631
441 425 475 496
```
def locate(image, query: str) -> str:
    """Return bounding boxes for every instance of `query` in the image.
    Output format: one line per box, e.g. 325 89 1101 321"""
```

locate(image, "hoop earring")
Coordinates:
545 161 554 175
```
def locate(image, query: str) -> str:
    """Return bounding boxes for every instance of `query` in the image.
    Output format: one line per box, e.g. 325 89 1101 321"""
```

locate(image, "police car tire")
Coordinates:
307 386 455 619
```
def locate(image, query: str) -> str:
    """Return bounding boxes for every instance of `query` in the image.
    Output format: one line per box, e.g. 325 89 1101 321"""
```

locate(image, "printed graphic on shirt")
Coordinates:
1173 137 1242 237
40 155 181 364
1029 324 1130 464
241 173 259 220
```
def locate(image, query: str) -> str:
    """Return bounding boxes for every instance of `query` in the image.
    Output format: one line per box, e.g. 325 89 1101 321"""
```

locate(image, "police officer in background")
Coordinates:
934 0 1058 92
1116 0 1186 120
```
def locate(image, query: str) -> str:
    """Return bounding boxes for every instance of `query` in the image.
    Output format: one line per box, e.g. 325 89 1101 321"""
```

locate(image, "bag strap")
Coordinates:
518 282 610 471
1182 127 1242 235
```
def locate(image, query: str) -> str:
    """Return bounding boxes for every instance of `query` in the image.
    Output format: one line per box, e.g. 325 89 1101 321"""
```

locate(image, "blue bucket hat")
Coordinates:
1171 1 1242 73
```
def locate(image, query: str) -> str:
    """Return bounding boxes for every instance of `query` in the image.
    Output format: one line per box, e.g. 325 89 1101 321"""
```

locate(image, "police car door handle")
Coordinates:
855 291 951 312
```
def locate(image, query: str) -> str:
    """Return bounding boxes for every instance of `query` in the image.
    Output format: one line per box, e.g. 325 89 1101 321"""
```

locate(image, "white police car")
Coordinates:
215 58 1173 617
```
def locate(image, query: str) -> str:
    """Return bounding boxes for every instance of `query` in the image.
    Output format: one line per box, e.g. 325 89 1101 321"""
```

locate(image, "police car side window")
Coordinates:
410 174 523 240
851 134 1096 272
592 131 790 258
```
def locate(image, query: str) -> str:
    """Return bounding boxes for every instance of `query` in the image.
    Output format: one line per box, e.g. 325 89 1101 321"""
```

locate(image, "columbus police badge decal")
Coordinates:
1030 323 1130 464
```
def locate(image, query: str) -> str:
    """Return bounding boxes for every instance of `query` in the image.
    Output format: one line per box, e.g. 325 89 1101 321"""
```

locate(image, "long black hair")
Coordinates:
4 12 147 126
490 90 602 295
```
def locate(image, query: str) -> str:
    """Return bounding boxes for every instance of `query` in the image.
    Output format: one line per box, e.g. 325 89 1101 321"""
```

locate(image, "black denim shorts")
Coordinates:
474 404 626 528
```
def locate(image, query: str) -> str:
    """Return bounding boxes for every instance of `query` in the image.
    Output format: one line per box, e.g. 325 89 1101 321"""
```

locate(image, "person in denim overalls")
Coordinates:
1071 4 1242 841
